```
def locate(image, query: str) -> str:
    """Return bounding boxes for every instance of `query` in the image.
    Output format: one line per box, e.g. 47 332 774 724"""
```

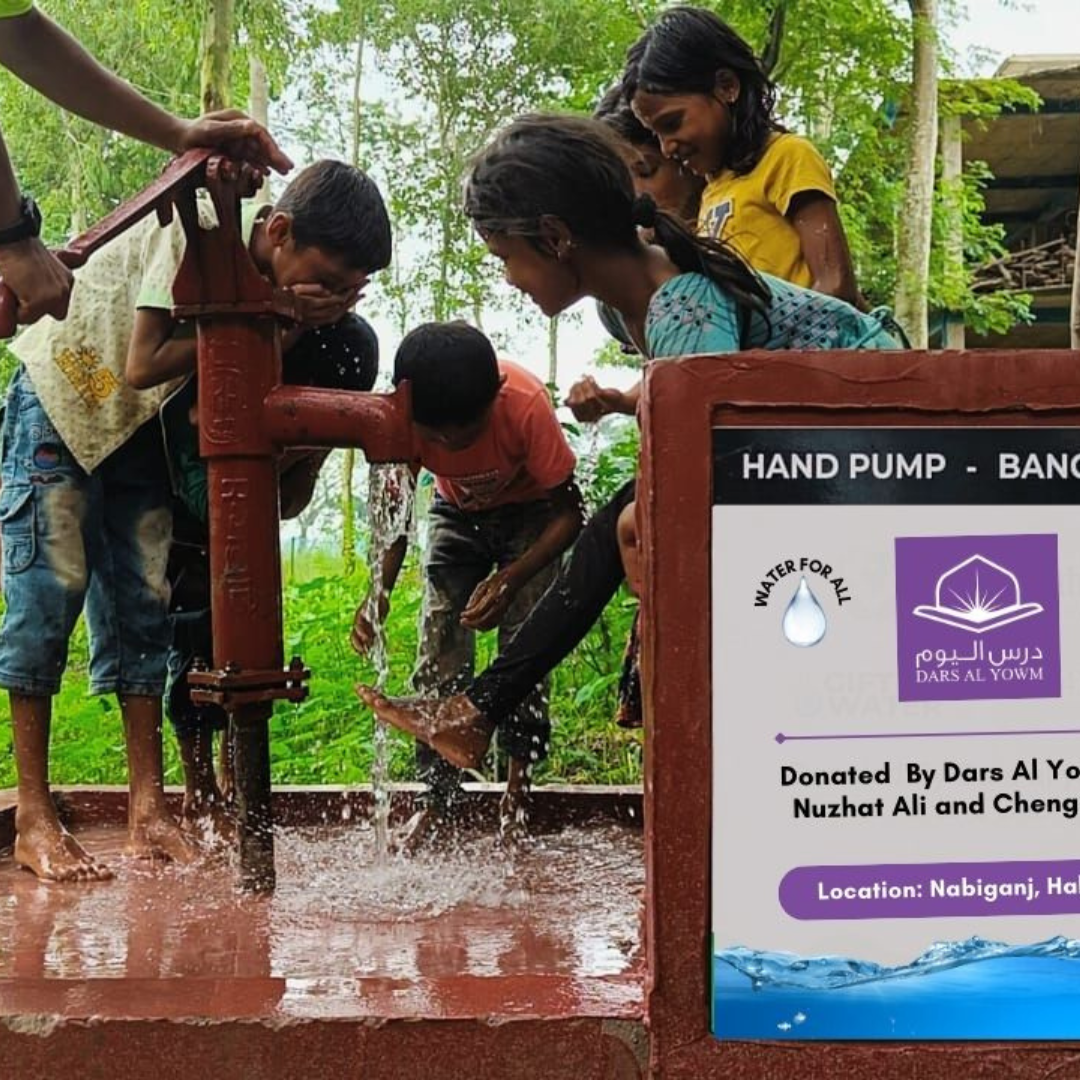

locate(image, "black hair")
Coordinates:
622 6 783 175
392 321 501 428
283 312 379 392
274 160 393 272
463 114 770 316
593 84 656 149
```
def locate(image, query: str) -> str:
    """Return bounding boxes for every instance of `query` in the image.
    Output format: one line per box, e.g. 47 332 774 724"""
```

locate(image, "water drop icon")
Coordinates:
782 576 827 647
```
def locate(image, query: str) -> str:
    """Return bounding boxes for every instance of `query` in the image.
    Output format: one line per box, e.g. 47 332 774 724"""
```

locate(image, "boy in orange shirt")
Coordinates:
351 321 583 848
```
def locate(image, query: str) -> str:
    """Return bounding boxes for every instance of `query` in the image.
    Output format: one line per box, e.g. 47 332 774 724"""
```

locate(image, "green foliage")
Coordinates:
0 0 202 235
839 73 1038 332
593 337 644 372
940 76 1042 120
0 547 642 789
930 159 1033 335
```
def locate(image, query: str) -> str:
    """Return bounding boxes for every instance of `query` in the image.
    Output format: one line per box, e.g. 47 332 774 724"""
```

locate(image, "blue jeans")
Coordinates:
0 368 172 697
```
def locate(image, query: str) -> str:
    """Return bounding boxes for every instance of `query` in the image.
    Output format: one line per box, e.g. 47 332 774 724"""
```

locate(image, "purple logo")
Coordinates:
895 534 1060 702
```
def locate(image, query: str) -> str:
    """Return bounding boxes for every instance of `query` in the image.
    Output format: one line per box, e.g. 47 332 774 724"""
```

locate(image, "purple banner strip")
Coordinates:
780 859 1080 920
776 728 1080 744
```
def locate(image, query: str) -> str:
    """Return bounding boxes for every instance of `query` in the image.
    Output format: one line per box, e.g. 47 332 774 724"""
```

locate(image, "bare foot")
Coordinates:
14 816 113 883
392 808 454 855
355 687 494 769
127 807 201 865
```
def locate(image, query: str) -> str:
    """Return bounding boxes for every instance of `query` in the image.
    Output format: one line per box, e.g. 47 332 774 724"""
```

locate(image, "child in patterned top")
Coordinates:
356 113 898 780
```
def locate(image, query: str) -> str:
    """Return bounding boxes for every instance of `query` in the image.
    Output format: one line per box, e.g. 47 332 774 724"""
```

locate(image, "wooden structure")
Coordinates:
960 55 1080 348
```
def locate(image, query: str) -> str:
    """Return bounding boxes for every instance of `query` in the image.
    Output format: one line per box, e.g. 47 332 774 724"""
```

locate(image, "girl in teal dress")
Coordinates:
356 114 898 793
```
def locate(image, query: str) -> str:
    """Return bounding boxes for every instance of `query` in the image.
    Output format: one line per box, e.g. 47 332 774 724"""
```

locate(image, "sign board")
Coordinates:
711 427 1080 1040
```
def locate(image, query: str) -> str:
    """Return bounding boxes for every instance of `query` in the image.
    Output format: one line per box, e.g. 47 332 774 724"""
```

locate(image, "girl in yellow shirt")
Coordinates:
624 5 860 306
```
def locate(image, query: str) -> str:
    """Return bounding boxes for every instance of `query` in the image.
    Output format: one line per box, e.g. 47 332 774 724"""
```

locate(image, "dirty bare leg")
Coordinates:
355 687 494 769
177 725 234 846
122 694 199 864
217 721 235 804
498 756 532 845
11 692 113 882
616 499 642 598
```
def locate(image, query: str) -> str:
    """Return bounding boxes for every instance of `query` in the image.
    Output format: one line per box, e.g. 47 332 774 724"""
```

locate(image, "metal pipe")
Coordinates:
263 383 416 463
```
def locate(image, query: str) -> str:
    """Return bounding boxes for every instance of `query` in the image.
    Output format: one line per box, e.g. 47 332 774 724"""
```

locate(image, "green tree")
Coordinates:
0 1 202 237
201 0 235 111
894 0 940 346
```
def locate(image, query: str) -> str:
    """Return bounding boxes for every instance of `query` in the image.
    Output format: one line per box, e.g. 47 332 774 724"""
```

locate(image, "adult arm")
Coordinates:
460 477 585 631
0 133 72 322
0 8 291 171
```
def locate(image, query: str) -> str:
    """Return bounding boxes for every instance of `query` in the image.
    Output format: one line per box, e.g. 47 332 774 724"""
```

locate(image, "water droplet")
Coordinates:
781 576 826 647
786 578 825 643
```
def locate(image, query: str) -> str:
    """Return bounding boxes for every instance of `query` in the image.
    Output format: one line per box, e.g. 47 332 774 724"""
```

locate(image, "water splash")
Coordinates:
781 576 827 647
718 934 1080 991
366 463 417 862
0 822 644 989
575 422 605 511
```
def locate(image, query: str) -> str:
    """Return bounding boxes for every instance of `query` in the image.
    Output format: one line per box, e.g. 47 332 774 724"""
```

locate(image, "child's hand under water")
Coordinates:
350 592 390 656
460 568 517 631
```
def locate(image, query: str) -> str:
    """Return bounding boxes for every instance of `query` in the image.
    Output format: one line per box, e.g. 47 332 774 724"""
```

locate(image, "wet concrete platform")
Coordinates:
0 786 646 1080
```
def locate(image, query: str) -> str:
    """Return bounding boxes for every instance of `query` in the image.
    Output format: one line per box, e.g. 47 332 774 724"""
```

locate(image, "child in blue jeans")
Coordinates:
0 159 389 881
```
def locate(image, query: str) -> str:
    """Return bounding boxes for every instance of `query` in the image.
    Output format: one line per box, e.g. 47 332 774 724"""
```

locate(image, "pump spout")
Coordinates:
263 384 417 464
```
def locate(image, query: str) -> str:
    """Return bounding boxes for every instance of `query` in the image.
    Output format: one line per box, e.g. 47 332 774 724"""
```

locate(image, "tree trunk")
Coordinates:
201 0 234 113
248 55 268 128
547 315 559 390
940 112 965 349
893 0 939 349
341 20 368 578
247 53 269 197
1072 173 1080 349
760 0 789 78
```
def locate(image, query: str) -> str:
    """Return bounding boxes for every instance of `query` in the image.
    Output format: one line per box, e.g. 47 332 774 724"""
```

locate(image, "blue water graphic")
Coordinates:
714 936 1080 1039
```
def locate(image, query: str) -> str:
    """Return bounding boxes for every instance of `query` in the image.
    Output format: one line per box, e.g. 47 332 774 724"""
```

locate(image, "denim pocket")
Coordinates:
0 484 35 575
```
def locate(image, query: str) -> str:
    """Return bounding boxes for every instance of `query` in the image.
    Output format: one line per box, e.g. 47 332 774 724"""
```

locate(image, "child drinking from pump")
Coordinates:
351 321 583 849
124 161 392 838
0 160 378 881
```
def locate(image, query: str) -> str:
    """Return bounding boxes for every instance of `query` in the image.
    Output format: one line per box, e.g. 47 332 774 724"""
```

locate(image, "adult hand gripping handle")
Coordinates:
0 246 85 339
